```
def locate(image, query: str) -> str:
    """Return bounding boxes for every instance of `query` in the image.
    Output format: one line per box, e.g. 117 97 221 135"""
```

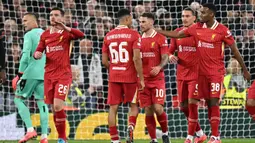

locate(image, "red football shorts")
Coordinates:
198 75 224 99
139 79 166 108
248 81 255 99
177 80 200 103
107 82 138 105
44 78 72 104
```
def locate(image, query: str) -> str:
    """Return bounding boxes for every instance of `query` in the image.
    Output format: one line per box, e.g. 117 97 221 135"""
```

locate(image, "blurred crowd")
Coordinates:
0 0 255 111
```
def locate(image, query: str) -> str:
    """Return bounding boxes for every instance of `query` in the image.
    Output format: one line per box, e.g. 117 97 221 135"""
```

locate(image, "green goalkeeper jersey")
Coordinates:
19 28 45 80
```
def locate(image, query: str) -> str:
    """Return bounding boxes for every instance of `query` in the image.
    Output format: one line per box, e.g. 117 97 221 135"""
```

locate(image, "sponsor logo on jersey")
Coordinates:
178 45 196 52
46 46 64 53
198 41 214 48
143 52 155 57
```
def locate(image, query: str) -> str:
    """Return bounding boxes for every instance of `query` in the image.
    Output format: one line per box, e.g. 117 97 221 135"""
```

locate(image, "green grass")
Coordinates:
0 139 254 143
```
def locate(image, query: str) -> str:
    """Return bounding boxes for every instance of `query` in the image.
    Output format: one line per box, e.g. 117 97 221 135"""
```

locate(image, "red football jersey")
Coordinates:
141 30 168 80
102 25 141 83
36 28 84 79
170 27 198 80
183 21 235 76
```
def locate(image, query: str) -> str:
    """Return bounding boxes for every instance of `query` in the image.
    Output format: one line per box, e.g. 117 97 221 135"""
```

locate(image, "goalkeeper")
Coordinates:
12 13 49 143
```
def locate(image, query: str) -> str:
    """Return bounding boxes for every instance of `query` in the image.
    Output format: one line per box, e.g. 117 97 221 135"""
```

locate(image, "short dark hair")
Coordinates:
140 12 155 21
202 3 217 15
183 7 196 16
51 7 65 16
117 9 131 18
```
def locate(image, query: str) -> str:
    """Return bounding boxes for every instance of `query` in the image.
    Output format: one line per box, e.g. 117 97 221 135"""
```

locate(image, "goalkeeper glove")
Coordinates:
12 72 23 90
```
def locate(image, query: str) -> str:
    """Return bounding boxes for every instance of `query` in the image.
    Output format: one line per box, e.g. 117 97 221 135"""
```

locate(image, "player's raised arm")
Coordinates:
34 33 45 59
54 21 84 39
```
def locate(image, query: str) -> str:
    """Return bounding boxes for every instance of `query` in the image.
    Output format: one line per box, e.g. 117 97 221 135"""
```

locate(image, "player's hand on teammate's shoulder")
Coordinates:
243 70 251 82
150 66 161 76
169 54 178 64
34 51 43 59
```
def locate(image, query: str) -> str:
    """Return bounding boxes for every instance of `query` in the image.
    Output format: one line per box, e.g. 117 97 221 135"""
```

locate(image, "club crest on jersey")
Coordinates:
211 34 216 40
151 42 155 48
59 36 63 42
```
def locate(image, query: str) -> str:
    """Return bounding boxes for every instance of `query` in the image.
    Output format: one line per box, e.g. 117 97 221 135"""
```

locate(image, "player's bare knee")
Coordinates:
145 106 154 115
110 105 119 113
129 103 139 116
153 104 164 116
247 99 255 106
53 104 63 112
188 98 199 104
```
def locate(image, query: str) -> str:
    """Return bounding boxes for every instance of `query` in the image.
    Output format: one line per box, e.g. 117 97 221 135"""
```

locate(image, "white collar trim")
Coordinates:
115 25 128 29
142 29 157 38
202 20 219 30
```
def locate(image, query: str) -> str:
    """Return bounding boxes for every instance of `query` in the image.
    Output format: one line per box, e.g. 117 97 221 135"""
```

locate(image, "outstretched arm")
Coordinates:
157 30 187 38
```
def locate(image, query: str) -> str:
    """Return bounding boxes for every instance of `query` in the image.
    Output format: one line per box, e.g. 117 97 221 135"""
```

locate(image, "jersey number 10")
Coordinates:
109 42 129 63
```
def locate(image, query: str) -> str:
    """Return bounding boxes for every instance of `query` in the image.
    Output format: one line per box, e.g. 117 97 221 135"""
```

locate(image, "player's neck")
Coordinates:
144 28 155 37
205 19 215 28
118 23 128 27
186 23 195 28
50 27 60 33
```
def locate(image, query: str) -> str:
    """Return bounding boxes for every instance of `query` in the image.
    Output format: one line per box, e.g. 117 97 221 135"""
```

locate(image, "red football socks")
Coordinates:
145 115 156 139
181 107 189 118
54 110 67 140
181 106 201 132
246 105 255 120
188 104 198 136
210 106 220 137
157 112 168 133
109 126 119 141
128 116 137 128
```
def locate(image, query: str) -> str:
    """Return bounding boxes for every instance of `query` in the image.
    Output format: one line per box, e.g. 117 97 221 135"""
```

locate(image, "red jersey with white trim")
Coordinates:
141 30 168 81
183 21 235 76
35 28 84 79
102 25 141 83
170 27 198 80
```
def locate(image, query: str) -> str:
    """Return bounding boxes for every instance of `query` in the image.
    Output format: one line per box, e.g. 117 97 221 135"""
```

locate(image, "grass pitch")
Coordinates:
0 139 254 143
